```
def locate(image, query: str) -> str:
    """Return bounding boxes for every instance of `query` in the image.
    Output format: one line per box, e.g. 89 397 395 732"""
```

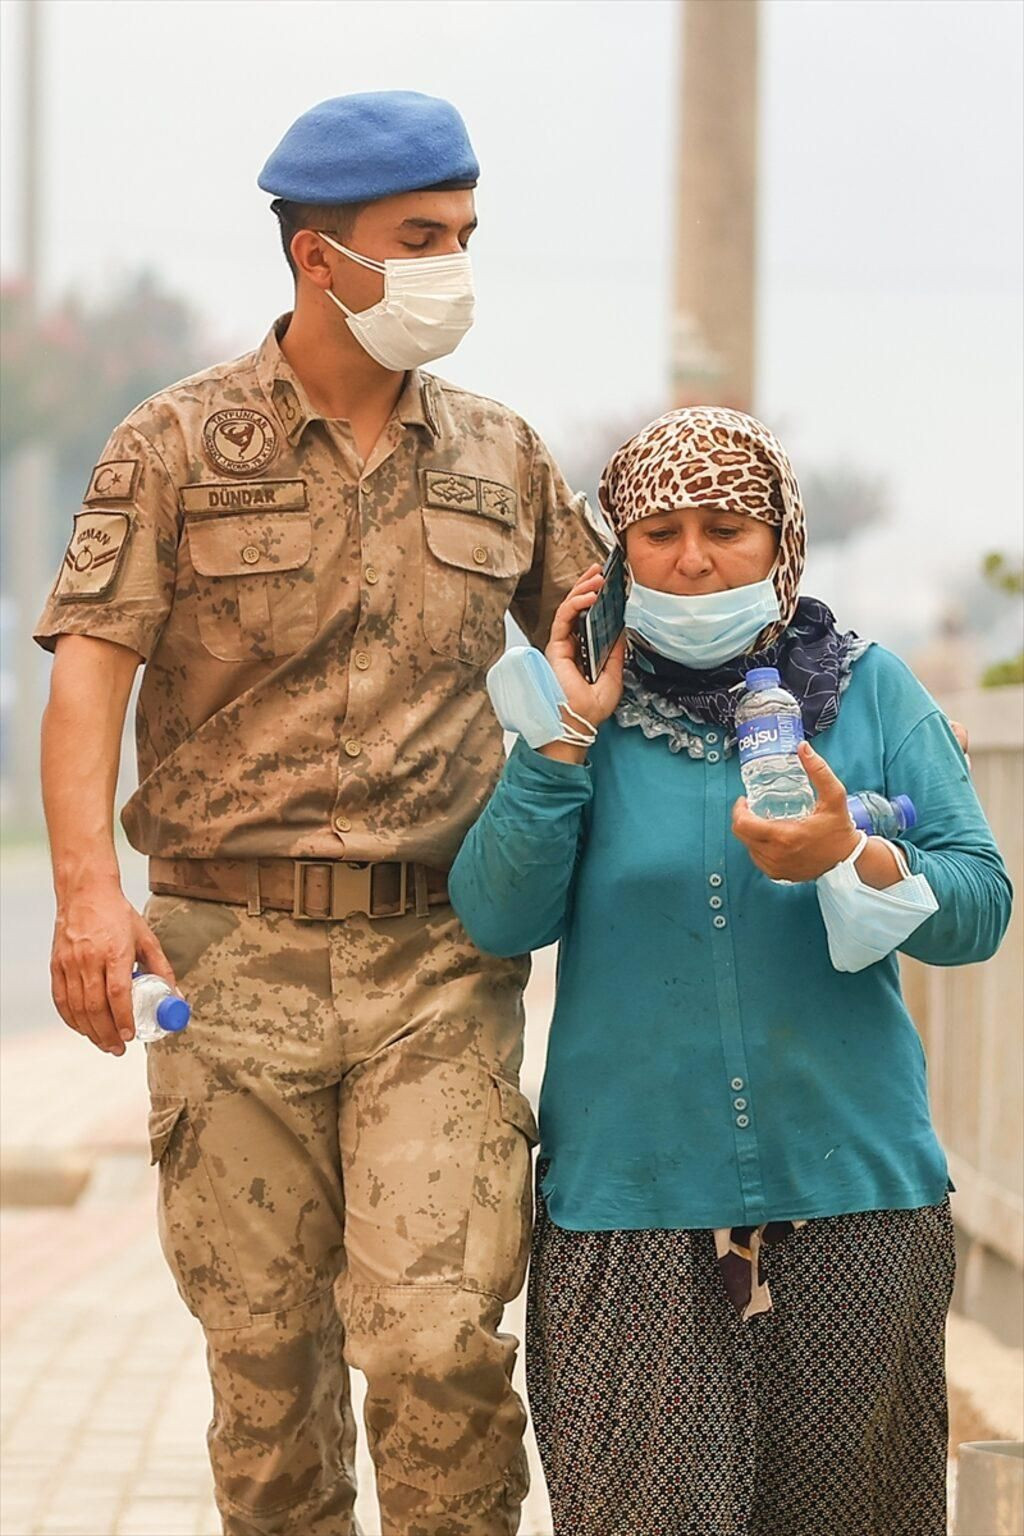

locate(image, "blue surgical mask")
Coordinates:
624 573 781 669
816 832 939 973
486 647 595 750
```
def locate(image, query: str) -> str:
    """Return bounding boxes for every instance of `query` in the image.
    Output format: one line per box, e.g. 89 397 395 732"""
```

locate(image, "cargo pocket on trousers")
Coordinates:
462 1075 539 1301
148 1093 250 1328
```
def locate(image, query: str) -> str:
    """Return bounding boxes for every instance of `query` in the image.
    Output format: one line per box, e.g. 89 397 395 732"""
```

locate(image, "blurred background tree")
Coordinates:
979 551 1024 687
1 272 214 563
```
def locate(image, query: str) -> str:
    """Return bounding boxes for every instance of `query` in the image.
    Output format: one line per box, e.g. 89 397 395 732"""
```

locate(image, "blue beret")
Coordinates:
258 91 479 204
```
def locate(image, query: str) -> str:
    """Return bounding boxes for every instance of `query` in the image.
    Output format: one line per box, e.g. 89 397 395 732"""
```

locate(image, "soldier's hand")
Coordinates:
545 565 626 732
51 882 176 1055
947 716 971 770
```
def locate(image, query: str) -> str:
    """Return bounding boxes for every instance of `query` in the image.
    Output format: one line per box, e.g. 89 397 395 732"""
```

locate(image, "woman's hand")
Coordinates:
545 564 626 732
731 741 862 883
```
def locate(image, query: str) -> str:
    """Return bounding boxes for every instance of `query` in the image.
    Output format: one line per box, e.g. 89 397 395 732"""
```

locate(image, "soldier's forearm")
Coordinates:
42 636 140 899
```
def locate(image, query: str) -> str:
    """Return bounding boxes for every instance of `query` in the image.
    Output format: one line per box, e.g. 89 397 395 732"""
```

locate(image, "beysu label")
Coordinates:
737 712 805 765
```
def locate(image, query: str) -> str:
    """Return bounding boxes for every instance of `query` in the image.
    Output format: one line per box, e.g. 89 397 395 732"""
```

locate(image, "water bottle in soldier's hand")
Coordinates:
846 791 917 838
736 667 815 820
132 972 190 1043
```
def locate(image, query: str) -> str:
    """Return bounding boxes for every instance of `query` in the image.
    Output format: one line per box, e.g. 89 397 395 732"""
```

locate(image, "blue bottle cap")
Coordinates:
156 996 191 1033
893 794 917 831
745 667 780 690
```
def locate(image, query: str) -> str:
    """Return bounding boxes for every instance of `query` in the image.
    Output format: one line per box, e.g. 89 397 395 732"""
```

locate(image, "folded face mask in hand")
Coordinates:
816 831 939 973
486 647 596 750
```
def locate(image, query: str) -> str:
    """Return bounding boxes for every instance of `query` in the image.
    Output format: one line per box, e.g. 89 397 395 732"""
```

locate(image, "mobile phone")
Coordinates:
576 545 627 684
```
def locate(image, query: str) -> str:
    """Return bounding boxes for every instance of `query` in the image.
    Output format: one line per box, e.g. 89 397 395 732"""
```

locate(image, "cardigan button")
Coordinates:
710 896 723 910
709 874 723 888
707 750 720 763
736 1114 750 1128
713 915 727 929
734 1098 748 1111
731 1077 744 1091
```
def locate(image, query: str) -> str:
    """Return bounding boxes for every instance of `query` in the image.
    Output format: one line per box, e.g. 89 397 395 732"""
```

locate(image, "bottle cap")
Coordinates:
893 794 917 831
744 667 780 690
156 996 191 1033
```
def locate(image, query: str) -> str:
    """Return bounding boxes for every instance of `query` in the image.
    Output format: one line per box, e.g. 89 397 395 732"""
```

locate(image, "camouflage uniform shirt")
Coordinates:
35 318 606 866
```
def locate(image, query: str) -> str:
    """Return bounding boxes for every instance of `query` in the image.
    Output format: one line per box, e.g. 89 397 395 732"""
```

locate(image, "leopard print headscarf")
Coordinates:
598 407 806 651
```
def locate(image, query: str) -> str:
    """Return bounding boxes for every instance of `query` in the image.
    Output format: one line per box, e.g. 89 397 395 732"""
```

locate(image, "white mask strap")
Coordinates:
317 230 386 274
318 230 386 320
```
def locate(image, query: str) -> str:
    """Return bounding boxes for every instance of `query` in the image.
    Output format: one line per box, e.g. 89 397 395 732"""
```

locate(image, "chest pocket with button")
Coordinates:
185 510 317 662
421 509 521 667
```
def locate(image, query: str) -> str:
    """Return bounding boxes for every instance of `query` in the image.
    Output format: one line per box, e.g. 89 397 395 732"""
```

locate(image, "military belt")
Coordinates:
149 857 449 921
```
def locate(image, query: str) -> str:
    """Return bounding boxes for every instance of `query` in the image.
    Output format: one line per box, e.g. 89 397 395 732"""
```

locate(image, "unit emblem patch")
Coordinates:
202 409 278 476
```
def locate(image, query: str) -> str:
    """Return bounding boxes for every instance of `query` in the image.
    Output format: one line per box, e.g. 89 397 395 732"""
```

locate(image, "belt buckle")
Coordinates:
292 861 407 921
291 861 369 920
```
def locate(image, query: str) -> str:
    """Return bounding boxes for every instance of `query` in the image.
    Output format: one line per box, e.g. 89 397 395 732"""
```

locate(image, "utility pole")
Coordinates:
7 0 52 832
672 0 759 411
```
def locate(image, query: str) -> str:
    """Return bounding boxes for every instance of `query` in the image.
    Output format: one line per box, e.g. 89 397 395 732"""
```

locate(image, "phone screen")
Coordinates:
577 545 627 684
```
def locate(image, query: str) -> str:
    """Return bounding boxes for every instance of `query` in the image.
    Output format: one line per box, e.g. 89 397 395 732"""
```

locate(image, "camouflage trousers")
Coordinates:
144 894 537 1536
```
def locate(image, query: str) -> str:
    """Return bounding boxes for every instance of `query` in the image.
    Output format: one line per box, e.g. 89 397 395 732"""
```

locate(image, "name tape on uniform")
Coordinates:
56 510 130 602
180 480 308 516
84 460 141 502
422 470 518 527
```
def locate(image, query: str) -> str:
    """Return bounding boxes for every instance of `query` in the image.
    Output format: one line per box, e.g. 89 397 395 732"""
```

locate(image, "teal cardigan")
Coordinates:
449 645 1012 1231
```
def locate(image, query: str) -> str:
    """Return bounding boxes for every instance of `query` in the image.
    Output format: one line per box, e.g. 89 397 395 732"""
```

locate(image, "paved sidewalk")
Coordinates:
0 871 558 1536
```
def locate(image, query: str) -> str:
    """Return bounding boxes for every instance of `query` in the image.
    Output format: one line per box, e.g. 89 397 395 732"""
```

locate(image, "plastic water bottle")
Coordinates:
847 791 917 837
735 667 815 820
132 972 190 1043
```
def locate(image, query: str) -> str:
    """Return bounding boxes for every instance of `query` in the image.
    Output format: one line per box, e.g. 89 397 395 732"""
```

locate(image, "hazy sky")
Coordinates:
2 0 1022 646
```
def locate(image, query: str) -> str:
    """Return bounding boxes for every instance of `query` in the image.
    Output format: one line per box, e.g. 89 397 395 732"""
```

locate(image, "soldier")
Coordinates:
36 92 606 1536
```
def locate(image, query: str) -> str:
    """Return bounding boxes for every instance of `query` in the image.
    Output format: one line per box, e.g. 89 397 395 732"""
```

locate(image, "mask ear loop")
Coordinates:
557 704 597 748
317 230 386 273
318 231 387 320
836 829 869 875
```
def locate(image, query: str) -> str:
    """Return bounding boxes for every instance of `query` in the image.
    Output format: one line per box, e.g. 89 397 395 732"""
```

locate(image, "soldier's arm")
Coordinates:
42 635 175 1056
36 424 180 1055
510 432 611 648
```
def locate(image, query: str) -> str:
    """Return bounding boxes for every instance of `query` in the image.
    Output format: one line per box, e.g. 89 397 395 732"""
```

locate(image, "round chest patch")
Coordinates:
202 409 278 476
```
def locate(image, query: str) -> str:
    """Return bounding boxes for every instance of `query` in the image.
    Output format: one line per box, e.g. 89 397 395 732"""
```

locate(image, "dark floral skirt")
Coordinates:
527 1173 955 1536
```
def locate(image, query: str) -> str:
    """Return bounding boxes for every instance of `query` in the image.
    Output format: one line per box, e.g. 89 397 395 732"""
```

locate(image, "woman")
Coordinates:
448 408 1011 1536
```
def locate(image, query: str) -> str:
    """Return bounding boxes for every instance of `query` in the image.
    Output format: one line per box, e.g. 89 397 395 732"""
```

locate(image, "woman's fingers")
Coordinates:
549 585 603 647
797 741 848 811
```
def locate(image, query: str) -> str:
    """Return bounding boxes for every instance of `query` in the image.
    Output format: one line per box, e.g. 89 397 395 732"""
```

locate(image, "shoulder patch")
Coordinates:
85 460 140 502
202 409 278 476
55 511 130 601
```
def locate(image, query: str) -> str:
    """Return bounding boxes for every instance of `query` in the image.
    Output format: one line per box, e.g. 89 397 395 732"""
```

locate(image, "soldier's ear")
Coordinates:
290 230 335 288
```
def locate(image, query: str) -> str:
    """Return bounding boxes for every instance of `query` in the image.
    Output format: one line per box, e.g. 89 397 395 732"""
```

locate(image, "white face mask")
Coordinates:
816 832 939 973
624 572 781 669
318 231 475 371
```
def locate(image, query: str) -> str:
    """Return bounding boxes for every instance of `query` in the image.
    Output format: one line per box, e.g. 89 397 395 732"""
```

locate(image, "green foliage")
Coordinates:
979 551 1024 688
981 653 1024 688
981 550 1024 597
